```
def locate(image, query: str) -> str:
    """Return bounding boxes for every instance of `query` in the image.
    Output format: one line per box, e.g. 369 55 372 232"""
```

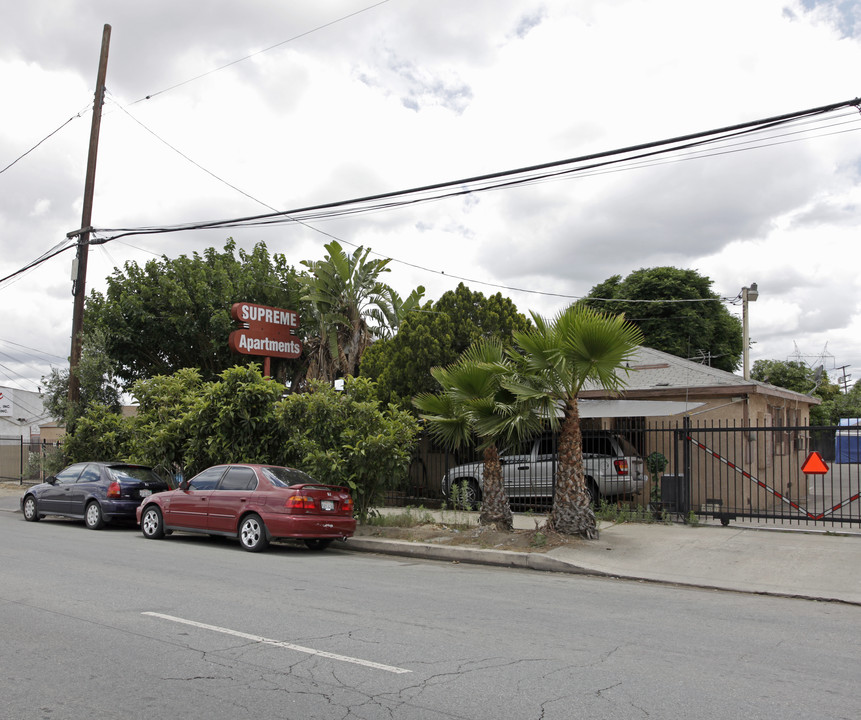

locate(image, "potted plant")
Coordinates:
646 451 668 514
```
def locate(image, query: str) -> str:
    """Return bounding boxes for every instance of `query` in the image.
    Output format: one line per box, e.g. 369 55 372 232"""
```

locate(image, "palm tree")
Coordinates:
301 241 424 382
414 339 542 531
368 286 426 341
509 305 643 539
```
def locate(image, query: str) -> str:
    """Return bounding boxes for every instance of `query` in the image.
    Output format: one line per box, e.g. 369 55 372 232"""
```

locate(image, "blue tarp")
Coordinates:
835 419 861 463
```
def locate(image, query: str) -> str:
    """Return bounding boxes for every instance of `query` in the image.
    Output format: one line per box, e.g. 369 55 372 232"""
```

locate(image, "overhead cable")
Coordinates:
83 96 861 243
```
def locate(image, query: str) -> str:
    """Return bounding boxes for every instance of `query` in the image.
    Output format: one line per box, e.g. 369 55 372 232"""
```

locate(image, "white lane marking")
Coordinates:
142 612 411 674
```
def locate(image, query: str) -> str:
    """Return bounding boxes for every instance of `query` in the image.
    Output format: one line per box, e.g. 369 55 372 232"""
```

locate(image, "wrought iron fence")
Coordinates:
395 420 861 528
0 437 62 484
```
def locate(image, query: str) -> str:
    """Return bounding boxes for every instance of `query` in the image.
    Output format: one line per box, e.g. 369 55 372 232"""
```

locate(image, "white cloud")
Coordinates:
1 0 861 393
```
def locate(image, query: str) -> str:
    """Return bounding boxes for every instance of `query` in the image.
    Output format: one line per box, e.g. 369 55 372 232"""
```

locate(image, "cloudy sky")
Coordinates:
2 0 861 405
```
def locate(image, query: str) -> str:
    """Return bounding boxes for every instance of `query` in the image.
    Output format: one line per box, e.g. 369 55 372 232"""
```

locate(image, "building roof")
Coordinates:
579 346 820 405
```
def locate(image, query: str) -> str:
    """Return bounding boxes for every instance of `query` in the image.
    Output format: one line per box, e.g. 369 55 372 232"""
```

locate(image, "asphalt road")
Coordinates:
1 510 860 720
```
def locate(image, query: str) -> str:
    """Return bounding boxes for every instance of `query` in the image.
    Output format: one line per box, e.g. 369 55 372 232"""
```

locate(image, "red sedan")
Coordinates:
136 464 355 552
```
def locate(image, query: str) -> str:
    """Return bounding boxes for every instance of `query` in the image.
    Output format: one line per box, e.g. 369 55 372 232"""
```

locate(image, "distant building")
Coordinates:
0 386 56 441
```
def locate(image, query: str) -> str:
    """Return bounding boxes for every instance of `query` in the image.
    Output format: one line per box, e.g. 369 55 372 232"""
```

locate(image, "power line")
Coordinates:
0 237 77 287
83 96 861 242
128 0 394 105
7 97 861 302
0 103 92 176
0 338 66 363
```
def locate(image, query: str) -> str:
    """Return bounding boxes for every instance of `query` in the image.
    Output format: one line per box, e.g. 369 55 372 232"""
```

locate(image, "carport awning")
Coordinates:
578 399 703 418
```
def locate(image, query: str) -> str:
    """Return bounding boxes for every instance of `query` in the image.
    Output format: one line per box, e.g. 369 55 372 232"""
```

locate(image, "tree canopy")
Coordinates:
509 306 644 538
360 283 530 410
84 240 306 388
62 365 419 518
42 327 122 433
414 339 544 530
582 267 742 372
751 359 843 425
300 241 424 383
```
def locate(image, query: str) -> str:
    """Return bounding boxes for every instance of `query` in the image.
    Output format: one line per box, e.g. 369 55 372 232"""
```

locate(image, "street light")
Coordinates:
742 283 758 380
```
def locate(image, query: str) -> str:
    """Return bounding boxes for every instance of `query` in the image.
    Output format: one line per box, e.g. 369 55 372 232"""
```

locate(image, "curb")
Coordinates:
333 537 861 607
336 536 610 576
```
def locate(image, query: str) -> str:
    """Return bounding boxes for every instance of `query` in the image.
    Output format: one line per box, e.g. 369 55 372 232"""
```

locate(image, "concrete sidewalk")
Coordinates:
3 487 859 605
339 509 861 605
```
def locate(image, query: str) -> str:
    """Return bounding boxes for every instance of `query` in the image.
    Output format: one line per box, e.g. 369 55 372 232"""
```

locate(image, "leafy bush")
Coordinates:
63 404 134 463
274 377 420 520
58 367 419 520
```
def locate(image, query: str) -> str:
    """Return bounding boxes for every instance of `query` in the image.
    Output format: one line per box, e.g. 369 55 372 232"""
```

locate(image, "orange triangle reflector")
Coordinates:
801 451 829 475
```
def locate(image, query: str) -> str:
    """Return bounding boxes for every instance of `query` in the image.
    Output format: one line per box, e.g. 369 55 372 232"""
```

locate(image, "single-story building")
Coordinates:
578 346 821 514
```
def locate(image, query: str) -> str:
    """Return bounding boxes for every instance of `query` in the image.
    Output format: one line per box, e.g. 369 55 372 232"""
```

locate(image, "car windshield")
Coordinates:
262 466 317 487
108 466 162 483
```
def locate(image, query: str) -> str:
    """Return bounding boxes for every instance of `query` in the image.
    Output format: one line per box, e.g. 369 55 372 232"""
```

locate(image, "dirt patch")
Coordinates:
355 522 584 553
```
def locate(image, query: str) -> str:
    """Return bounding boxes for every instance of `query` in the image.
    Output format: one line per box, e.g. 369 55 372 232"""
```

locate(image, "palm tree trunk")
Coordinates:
479 445 513 531
548 398 598 539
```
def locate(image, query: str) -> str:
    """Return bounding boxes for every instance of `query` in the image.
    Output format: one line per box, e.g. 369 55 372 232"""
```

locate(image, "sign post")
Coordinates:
801 450 829 495
228 302 302 377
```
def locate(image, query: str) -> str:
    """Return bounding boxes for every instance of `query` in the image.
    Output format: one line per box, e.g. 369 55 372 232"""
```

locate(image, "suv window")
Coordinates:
537 435 556 457
582 436 616 457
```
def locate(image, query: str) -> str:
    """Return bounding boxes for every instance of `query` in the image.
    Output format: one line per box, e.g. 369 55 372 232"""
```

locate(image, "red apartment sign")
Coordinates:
228 302 302 360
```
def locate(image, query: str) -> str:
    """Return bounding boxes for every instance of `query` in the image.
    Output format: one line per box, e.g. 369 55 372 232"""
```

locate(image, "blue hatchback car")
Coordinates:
21 462 170 530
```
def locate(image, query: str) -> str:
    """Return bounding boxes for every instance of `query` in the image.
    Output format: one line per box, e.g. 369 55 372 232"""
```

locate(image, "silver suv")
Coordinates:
441 433 645 507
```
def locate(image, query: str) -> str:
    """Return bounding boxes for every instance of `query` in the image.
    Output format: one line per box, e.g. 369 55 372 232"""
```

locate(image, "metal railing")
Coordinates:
0 437 62 484
395 421 861 528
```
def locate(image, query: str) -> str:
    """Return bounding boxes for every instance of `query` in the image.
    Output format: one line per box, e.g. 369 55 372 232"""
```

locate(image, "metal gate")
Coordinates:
0 437 60 484
400 421 861 528
663 420 861 528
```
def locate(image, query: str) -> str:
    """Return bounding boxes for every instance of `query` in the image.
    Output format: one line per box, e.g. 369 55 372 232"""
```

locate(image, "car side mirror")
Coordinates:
179 479 189 492
45 475 57 485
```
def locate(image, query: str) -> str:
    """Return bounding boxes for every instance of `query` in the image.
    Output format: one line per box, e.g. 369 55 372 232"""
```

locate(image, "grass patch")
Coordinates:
364 507 437 527
365 505 478 530
594 501 673 525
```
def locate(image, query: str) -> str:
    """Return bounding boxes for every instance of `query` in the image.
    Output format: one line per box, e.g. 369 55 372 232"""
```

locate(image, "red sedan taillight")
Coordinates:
286 495 317 512
340 496 354 515
107 481 122 498
613 459 629 476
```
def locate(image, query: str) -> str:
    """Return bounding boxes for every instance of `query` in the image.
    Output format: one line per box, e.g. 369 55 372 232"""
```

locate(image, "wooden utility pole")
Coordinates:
68 23 111 406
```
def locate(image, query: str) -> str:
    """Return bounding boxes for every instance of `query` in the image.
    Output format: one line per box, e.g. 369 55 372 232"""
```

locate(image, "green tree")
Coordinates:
49 359 418 516
817 381 861 425
751 359 842 425
182 365 286 476
510 306 644 539
301 241 423 383
274 377 420 519
751 359 818 393
361 283 530 410
42 327 122 435
414 339 543 530
126 368 205 479
583 267 742 372
85 240 306 388
62 404 133 463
